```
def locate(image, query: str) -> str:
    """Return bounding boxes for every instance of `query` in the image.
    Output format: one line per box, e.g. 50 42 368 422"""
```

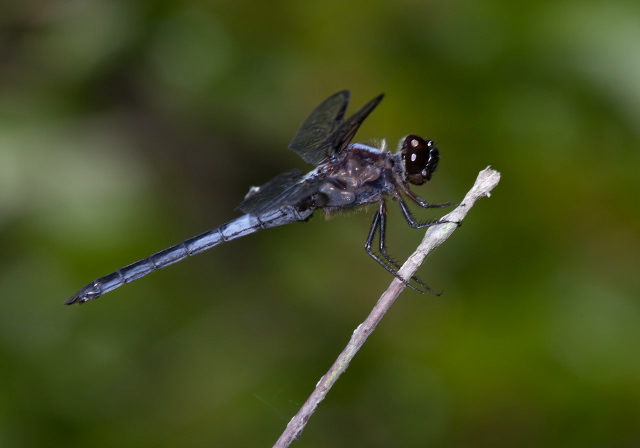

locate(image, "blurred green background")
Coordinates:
1 0 639 447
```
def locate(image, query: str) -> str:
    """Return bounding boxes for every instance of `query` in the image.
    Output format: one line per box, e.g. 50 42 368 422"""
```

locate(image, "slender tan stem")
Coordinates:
273 167 501 448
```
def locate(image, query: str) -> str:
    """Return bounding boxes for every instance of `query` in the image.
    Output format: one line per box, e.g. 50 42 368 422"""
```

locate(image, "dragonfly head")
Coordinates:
400 135 439 186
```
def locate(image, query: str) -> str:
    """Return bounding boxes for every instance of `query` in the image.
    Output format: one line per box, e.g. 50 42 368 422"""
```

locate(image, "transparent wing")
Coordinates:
326 93 384 157
239 91 385 214
288 90 350 165
236 169 321 215
289 91 384 166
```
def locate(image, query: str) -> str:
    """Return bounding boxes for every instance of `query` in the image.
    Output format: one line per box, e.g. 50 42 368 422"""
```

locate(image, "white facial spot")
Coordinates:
411 153 417 162
411 138 419 147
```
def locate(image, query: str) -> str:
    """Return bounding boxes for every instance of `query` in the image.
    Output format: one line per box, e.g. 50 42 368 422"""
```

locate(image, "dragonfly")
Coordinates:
65 91 453 305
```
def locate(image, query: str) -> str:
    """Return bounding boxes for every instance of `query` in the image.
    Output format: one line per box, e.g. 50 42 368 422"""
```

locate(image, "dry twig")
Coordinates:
273 167 501 448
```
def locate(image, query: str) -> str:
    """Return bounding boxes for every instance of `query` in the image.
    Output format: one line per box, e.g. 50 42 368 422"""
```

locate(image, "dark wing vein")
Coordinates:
236 169 320 215
289 91 384 165
288 90 350 165
328 93 384 156
238 91 385 214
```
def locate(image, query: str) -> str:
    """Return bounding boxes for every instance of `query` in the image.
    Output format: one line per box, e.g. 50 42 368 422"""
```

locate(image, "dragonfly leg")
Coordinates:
365 201 439 295
401 187 456 209
396 195 458 230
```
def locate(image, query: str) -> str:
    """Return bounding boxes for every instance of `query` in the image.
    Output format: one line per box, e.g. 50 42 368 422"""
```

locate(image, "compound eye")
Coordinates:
402 135 428 175
401 135 439 185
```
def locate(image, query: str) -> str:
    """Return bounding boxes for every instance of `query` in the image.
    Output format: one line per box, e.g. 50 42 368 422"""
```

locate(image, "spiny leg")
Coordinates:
375 202 433 291
364 207 416 292
396 194 457 229
401 187 456 210
378 204 442 295
364 201 439 294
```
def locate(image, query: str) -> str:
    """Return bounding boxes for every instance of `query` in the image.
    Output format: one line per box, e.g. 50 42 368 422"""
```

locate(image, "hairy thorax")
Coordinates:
316 145 394 212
